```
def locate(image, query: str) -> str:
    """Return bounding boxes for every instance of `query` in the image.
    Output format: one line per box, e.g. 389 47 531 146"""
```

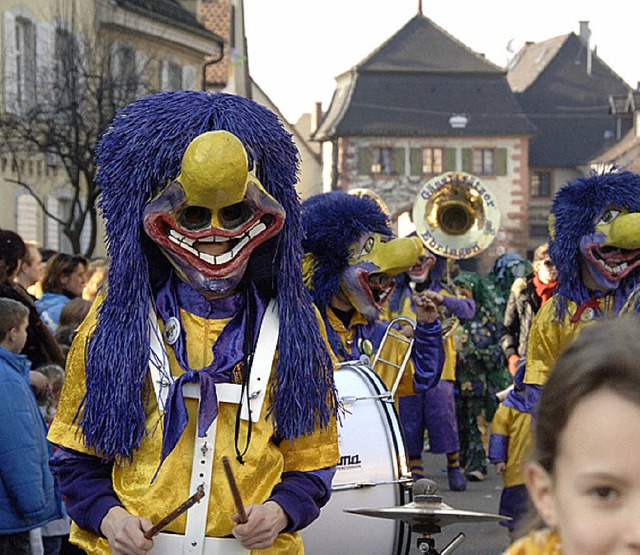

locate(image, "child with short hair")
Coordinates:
505 317 640 554
0 298 62 554
489 360 532 536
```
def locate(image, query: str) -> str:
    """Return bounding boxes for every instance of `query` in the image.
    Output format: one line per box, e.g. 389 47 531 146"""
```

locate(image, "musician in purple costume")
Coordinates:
300 191 445 406
385 251 475 491
47 92 339 555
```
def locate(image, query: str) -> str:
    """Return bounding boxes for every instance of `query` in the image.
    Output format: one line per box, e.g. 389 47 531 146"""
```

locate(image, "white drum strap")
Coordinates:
147 299 279 555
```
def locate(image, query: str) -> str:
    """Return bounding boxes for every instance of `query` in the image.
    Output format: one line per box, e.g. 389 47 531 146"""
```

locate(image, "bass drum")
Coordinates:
301 363 412 555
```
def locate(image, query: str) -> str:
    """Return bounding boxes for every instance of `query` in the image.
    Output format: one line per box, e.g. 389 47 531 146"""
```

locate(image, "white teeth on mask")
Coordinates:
168 231 197 254
248 221 266 239
169 220 267 265
196 235 231 243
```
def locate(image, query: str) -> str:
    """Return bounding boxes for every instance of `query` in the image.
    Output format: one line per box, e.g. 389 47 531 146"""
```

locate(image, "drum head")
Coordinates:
301 363 411 555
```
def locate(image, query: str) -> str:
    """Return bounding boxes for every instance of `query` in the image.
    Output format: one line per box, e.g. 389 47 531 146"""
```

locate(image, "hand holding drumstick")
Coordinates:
222 455 289 550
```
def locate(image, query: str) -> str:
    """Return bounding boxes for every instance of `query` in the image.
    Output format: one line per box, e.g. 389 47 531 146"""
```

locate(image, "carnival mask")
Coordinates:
143 130 285 297
340 232 424 320
579 206 640 291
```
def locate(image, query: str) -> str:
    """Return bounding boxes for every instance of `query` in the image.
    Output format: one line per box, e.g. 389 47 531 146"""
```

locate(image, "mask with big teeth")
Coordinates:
143 130 285 298
579 206 640 292
340 232 425 321
407 251 437 284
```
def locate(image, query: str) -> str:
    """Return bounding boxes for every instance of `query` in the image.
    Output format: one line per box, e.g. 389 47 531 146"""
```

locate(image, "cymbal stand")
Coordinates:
416 532 465 554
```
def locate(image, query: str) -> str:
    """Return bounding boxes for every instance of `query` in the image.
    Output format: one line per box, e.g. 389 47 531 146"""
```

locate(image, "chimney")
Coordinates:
311 102 323 133
579 20 592 76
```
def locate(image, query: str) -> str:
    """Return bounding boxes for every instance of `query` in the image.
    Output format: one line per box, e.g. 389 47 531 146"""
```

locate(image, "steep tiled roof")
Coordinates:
357 15 503 74
314 15 532 140
590 127 640 173
117 0 224 42
508 32 632 166
506 35 568 93
315 71 535 139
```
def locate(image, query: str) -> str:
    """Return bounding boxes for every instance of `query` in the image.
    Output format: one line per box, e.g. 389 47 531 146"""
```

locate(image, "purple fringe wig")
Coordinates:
79 91 336 460
301 191 391 313
550 169 640 320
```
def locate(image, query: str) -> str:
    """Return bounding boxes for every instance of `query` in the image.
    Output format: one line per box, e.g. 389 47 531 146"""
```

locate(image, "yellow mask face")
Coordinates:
142 130 286 297
340 233 425 320
581 206 640 290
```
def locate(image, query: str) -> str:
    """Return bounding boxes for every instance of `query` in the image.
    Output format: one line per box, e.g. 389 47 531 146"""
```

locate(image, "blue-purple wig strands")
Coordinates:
301 191 392 313
80 91 336 461
549 169 640 320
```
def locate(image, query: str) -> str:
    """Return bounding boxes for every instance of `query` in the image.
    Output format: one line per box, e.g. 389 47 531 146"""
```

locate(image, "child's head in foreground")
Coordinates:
525 316 640 554
0 298 29 354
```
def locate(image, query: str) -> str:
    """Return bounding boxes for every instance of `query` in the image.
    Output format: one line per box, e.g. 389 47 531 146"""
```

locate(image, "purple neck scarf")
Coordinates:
154 274 266 470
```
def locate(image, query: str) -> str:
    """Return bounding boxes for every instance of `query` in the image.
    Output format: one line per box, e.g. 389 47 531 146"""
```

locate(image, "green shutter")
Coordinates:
462 148 472 173
444 148 456 171
410 148 422 175
394 148 405 175
495 148 508 176
358 148 371 175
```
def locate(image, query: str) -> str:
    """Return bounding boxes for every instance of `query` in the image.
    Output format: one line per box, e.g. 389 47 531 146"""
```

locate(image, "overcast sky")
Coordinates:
243 0 639 122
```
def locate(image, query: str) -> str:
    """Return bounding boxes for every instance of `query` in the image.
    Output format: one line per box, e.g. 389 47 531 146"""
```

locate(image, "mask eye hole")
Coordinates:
598 209 621 225
219 201 253 229
362 237 375 255
179 206 211 231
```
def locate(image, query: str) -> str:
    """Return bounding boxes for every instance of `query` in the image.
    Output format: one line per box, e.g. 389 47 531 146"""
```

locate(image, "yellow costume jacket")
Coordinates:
489 403 532 488
524 295 615 387
503 529 562 554
325 308 443 398
384 288 460 381
48 298 339 554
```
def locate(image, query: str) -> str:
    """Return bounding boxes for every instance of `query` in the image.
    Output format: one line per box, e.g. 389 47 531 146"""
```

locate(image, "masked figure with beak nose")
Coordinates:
300 191 445 410
48 92 339 555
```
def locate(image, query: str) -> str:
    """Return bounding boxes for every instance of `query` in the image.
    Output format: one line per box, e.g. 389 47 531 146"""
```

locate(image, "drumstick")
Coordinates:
221 455 248 524
143 484 205 539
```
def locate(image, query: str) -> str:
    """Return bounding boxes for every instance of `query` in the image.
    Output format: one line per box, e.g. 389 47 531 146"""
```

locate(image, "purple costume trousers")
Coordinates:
399 379 460 458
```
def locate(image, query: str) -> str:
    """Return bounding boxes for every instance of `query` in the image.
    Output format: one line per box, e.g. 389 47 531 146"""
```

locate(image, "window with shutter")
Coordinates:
462 148 472 173
495 148 508 176
422 147 444 175
444 148 456 171
410 148 421 176
15 17 36 112
358 148 371 175
371 147 394 175
16 192 38 241
472 148 496 176
394 148 405 176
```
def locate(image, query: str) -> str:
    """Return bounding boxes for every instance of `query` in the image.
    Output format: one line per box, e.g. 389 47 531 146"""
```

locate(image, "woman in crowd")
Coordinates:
37 254 88 333
0 231 65 370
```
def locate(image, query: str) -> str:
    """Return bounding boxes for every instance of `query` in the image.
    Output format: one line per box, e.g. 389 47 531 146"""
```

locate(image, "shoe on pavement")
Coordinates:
447 466 467 491
466 469 486 482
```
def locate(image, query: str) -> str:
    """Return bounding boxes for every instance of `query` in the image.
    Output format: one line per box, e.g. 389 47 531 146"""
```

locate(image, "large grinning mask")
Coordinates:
143 130 285 297
579 206 640 291
340 232 425 320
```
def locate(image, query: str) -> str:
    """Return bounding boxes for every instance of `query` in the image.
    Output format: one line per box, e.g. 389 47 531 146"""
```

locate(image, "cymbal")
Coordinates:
344 478 508 534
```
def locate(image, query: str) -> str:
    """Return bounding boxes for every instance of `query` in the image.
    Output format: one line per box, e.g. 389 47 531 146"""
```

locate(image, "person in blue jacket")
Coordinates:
36 253 88 333
0 298 62 554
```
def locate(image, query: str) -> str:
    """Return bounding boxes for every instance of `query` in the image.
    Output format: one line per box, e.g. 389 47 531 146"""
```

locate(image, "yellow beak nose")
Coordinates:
177 130 249 213
601 212 640 250
374 236 426 277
